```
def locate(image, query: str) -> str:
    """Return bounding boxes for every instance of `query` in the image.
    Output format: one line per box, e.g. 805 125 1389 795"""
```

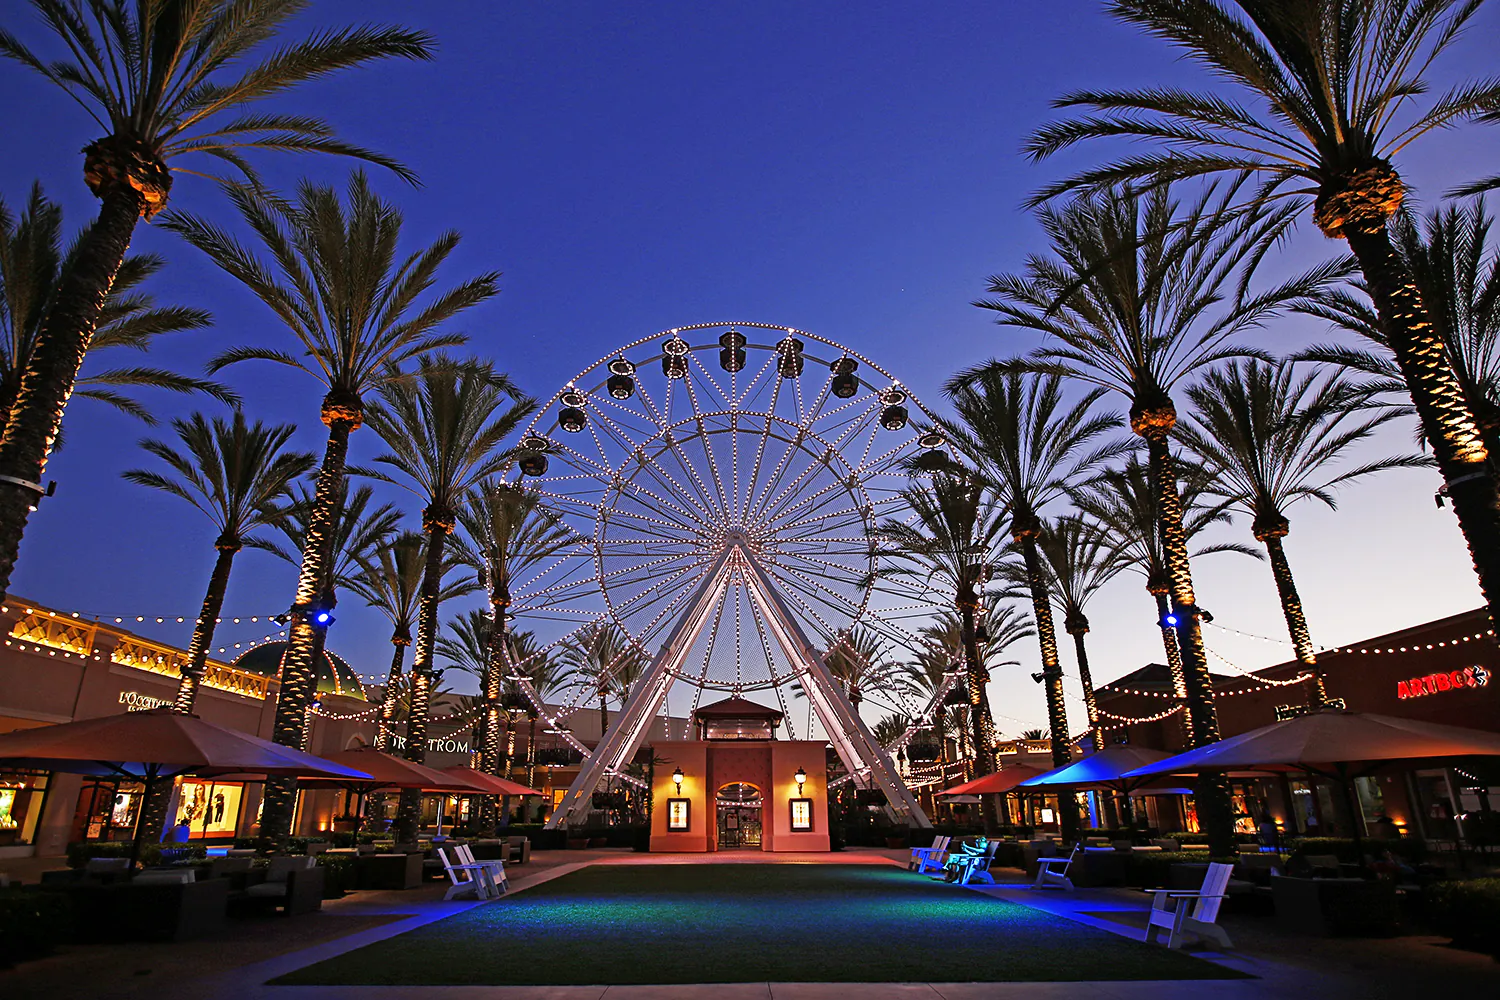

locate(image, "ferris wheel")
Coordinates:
497 323 946 828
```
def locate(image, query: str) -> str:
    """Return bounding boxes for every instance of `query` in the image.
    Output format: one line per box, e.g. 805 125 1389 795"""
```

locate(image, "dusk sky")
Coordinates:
2 2 1498 737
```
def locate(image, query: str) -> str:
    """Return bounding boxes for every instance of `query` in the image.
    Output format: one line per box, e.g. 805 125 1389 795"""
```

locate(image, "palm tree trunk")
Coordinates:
504 710 518 779
1068 622 1104 752
477 599 509 830
957 579 999 832
174 541 240 714
373 635 409 752
0 187 142 600
599 692 609 739
1342 221 1500 632
261 416 355 840
395 516 451 841
1017 531 1072 762
1151 585 1194 745
1258 525 1328 707
1137 408 1234 856
526 714 538 789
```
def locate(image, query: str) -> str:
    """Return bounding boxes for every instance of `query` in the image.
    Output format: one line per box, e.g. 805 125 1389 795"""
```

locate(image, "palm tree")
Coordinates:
0 4 430 599
970 180 1326 853
1025 0 1500 630
1300 203 1500 459
942 368 1124 799
1019 728 1047 742
457 481 578 795
872 714 911 750
907 606 1035 769
558 621 650 738
873 470 1010 819
123 412 313 712
1072 457 1261 743
2 183 228 432
1032 516 1129 751
518 649 576 791
824 624 896 709
346 532 475 752
363 356 533 839
164 174 496 838
1177 359 1429 705
259 481 401 752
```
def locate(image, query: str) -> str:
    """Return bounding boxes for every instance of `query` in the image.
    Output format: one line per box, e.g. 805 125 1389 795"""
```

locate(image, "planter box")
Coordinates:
1271 875 1398 937
49 877 229 942
567 838 589 850
355 853 423 891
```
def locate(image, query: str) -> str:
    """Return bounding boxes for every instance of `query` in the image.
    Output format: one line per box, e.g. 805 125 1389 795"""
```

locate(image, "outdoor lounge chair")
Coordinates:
436 845 501 901
909 835 951 873
242 855 324 916
1145 860 1234 950
949 841 1001 885
1031 844 1080 891
454 843 507 894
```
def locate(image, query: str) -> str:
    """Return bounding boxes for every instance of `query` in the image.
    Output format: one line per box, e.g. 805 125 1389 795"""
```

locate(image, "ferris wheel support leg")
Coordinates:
739 552 932 828
546 554 734 830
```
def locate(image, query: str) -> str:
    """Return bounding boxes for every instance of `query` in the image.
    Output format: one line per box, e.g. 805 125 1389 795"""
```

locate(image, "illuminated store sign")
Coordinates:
119 690 170 711
1397 665 1491 700
388 734 472 755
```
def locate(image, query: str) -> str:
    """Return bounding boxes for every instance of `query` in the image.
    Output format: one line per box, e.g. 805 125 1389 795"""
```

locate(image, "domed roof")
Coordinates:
229 641 367 702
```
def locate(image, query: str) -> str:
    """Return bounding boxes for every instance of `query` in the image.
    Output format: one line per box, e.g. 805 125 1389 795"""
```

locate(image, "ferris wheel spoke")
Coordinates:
684 357 733 518
627 369 725 526
743 373 785 517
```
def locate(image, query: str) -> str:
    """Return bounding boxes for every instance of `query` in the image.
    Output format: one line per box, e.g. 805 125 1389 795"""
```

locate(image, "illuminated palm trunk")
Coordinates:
1255 514 1328 708
526 713 539 789
1136 402 1234 856
1014 520 1075 840
394 511 452 841
1149 579 1194 745
373 631 409 752
1335 201 1500 633
262 411 356 839
477 591 510 829
0 165 148 600
957 576 999 831
1065 612 1103 752
504 710 518 779
173 540 240 713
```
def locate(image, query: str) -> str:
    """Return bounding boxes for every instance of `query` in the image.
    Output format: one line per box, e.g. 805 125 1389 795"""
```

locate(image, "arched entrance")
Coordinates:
716 782 763 850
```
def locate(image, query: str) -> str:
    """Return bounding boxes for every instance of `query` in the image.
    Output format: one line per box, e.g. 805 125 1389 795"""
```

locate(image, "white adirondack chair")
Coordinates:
1031 844 1080 890
1145 861 1235 950
952 841 1001 885
910 835 951 873
455 843 507 894
437 845 499 901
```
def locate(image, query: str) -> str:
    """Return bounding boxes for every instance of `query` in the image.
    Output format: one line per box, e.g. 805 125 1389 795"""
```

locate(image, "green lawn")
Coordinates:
275 863 1247 986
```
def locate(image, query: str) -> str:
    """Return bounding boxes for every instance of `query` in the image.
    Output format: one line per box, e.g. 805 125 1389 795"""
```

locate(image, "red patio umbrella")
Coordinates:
1121 710 1500 854
438 766 543 797
938 766 1047 796
0 708 372 866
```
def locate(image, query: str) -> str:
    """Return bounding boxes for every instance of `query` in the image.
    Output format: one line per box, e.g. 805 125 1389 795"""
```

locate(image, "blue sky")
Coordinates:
2 2 1498 735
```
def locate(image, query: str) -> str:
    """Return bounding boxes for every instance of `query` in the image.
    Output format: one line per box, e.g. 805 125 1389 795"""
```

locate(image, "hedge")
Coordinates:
1120 851 1241 889
315 853 357 898
1287 836 1426 864
65 840 204 869
0 889 71 966
1426 878 1500 957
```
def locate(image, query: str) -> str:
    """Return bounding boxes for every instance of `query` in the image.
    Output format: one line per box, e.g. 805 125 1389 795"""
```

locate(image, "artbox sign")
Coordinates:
1397 665 1491 700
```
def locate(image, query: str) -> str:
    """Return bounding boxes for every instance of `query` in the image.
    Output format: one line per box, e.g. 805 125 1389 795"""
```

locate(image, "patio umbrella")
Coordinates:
937 766 1047 796
438 766 543 797
297 748 482 836
1019 746 1177 829
1120 710 1500 854
0 708 372 867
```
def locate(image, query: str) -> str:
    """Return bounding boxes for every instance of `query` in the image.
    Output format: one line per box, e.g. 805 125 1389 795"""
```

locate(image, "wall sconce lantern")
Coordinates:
794 767 807 795
672 767 684 794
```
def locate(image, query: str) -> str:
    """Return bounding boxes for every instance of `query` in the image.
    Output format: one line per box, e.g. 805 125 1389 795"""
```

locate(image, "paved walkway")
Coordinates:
3 851 1495 999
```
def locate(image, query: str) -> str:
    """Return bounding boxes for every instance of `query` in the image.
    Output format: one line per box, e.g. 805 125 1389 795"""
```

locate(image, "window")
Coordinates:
0 770 49 846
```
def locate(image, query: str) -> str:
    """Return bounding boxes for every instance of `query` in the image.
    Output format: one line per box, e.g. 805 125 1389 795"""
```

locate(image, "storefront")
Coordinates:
1093 607 1500 842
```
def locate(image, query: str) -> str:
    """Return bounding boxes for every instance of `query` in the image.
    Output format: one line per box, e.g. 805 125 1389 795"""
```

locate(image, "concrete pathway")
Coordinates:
4 852 1495 999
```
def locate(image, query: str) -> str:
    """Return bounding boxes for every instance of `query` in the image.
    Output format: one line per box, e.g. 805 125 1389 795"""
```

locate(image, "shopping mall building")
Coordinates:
1093 608 1500 842
0 598 650 861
